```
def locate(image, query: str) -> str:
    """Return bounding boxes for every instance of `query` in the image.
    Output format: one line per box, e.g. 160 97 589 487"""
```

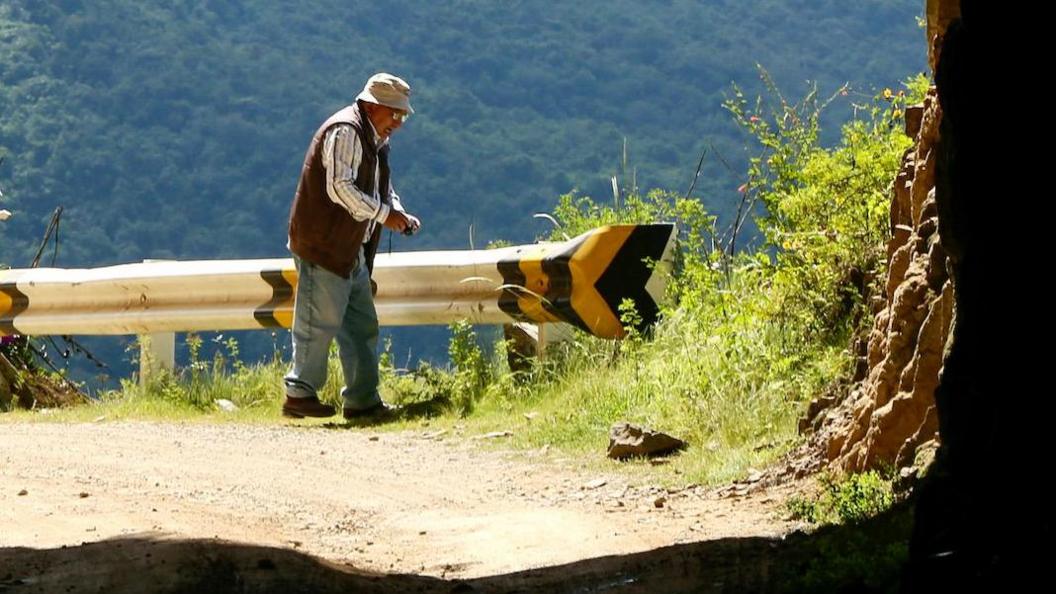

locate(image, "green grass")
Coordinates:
449 271 850 486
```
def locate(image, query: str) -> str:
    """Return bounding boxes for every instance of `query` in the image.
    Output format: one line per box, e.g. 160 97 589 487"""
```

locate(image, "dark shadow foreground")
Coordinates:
0 501 911 594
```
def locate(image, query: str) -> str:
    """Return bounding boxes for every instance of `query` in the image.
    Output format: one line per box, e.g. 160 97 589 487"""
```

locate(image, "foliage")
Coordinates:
723 68 916 341
551 187 720 309
779 501 911 594
116 334 282 411
447 319 492 415
375 323 493 417
781 471 905 592
787 470 896 525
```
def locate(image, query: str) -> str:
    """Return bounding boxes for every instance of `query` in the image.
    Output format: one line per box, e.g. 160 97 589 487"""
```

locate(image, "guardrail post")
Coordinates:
503 322 575 372
137 258 175 386
139 332 175 386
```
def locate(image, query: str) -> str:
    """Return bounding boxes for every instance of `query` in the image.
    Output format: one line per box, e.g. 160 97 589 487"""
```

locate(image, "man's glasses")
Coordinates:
391 110 410 123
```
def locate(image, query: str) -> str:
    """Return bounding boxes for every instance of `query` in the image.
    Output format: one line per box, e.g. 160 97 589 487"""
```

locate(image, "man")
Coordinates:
282 73 420 419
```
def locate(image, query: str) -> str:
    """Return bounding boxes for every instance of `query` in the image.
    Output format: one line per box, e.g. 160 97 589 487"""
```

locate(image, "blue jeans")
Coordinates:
284 252 382 411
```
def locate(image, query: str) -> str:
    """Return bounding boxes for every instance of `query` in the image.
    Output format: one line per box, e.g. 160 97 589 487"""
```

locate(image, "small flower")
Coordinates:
0 209 11 222
840 90 848 96
892 109 902 118
737 183 748 194
882 88 893 100
749 115 760 123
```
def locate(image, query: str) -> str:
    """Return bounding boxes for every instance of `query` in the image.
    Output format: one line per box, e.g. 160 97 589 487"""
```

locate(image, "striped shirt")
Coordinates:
321 119 404 242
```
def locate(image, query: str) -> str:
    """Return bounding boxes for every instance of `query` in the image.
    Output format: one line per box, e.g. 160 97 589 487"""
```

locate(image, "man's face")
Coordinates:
365 103 408 140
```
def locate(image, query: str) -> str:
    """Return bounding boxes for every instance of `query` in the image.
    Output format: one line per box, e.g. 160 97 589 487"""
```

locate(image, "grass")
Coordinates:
459 258 852 486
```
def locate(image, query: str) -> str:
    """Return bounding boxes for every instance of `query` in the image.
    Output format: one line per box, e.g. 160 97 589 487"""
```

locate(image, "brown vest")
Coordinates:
288 102 390 278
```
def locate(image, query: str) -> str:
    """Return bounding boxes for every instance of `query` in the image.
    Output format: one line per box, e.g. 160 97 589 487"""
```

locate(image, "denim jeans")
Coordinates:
283 251 382 411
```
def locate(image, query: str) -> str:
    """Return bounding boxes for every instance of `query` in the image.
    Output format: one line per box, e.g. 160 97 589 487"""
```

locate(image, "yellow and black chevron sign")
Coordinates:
496 224 675 339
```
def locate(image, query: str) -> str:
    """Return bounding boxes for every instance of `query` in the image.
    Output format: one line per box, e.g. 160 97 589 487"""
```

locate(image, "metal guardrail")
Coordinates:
1 224 676 341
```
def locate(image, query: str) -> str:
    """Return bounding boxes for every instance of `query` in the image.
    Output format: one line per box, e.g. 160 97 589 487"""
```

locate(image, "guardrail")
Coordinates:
1 224 675 374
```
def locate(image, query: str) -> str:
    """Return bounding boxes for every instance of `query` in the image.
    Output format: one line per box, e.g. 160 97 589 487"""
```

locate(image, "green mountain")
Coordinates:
2 0 924 261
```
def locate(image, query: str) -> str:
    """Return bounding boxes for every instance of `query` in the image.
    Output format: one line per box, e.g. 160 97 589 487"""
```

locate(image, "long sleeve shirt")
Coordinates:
321 119 404 242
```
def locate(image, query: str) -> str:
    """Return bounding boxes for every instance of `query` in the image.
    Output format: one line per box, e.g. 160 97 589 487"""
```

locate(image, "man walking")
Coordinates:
282 73 420 419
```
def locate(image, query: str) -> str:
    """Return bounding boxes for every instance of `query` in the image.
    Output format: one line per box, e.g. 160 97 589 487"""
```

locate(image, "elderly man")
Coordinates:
282 73 420 419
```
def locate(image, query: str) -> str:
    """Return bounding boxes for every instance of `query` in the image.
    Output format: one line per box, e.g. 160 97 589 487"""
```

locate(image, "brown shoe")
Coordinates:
342 401 398 420
282 396 336 418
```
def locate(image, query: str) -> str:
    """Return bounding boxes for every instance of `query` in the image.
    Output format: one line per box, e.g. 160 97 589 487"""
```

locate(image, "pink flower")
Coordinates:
749 116 760 123
737 183 748 194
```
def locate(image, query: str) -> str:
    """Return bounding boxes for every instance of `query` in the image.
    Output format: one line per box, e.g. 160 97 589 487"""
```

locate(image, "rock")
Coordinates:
653 496 667 508
583 479 607 490
800 395 836 434
607 422 686 459
813 86 951 475
215 399 238 412
905 104 925 139
17 489 27 496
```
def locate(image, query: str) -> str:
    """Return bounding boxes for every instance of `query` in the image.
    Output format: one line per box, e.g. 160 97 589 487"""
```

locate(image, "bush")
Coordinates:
787 470 896 526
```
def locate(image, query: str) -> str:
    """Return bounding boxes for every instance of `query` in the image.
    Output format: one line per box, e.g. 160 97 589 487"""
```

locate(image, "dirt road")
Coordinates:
1 421 796 591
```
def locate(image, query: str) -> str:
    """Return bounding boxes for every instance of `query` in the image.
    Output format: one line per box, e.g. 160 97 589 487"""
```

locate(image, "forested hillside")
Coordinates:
2 0 922 263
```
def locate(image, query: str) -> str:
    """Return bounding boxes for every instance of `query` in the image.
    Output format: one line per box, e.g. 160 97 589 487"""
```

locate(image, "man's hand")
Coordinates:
403 213 421 235
384 210 421 235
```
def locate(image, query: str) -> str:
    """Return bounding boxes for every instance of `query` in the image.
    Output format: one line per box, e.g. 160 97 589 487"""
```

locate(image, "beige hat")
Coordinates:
356 72 414 114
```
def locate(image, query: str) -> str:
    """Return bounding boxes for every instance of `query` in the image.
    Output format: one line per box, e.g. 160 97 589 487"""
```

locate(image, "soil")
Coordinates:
1 421 803 593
